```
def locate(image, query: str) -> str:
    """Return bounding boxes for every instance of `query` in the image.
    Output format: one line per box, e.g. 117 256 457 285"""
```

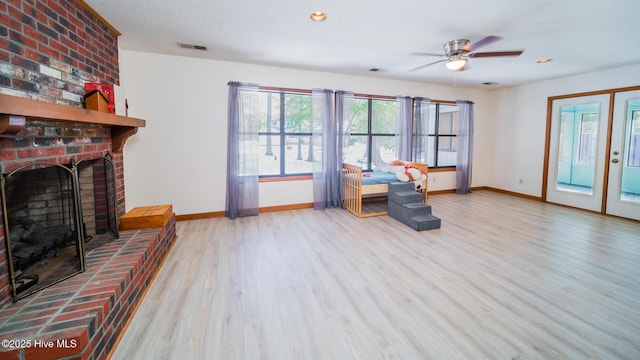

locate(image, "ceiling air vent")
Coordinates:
178 43 207 51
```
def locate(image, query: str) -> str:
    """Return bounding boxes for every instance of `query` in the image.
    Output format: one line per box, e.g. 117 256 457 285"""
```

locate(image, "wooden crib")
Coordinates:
342 162 428 218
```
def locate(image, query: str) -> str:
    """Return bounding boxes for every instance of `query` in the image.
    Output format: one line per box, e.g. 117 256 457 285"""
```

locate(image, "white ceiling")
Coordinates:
85 0 640 89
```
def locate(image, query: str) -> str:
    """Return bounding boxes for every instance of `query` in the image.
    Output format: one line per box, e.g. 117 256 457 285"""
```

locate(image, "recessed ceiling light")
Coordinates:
310 11 326 22
537 58 552 64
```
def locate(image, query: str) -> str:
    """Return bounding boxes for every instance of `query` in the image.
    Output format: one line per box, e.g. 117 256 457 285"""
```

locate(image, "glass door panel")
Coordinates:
547 95 609 212
555 104 599 195
607 91 640 220
621 104 640 201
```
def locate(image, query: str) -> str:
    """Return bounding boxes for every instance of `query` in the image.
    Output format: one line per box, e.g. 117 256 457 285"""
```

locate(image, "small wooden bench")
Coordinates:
120 205 174 230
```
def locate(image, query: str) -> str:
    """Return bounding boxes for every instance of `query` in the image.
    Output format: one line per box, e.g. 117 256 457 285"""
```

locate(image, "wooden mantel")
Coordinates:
0 93 146 151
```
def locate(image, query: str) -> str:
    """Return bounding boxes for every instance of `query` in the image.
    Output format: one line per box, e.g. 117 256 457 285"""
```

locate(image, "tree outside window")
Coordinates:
258 91 313 176
426 103 458 168
344 97 398 171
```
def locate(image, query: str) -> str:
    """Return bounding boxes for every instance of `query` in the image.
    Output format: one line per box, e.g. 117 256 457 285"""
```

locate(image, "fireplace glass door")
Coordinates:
1 162 85 301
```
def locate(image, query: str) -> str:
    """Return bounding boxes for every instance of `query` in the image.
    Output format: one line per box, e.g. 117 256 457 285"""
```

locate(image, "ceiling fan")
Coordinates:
410 35 523 72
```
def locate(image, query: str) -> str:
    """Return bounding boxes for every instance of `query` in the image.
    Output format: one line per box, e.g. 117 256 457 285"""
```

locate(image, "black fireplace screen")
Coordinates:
1 161 85 301
77 154 119 241
1 155 119 301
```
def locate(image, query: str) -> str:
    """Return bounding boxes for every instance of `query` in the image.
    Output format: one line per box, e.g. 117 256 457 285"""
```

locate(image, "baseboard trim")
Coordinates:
471 186 543 202
175 203 315 221
174 189 544 221
427 186 543 202
175 211 224 221
259 203 314 213
426 189 457 196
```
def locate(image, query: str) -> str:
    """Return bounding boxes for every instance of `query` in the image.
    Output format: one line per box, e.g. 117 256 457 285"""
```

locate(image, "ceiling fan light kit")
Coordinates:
446 55 467 70
411 35 523 72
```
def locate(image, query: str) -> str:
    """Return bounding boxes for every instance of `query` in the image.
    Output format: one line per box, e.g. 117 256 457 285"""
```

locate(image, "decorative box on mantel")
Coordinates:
84 90 111 113
0 93 145 152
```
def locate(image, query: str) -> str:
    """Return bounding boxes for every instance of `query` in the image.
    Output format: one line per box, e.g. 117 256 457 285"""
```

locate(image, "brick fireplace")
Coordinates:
0 98 175 360
0 100 129 301
0 2 177 359
1 0 127 308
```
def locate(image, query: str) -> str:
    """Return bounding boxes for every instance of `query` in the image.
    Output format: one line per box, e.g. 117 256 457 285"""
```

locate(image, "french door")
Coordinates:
546 94 609 212
606 90 640 220
546 88 640 221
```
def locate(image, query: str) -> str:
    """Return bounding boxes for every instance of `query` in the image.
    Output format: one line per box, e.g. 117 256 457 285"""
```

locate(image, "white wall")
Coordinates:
491 63 640 197
118 50 493 215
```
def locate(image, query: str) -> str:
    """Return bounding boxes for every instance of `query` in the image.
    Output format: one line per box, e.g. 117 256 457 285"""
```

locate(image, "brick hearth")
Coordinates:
0 217 176 360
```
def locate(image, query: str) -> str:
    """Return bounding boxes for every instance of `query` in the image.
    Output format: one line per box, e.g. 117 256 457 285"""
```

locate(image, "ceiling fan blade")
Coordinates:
469 50 523 58
409 59 446 72
464 35 503 52
411 52 446 57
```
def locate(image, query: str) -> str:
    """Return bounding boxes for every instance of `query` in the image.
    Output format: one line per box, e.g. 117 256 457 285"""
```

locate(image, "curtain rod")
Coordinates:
229 83 466 104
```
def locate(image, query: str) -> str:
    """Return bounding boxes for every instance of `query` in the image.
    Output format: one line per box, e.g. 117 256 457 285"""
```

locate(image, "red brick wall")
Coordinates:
0 0 119 107
0 0 122 309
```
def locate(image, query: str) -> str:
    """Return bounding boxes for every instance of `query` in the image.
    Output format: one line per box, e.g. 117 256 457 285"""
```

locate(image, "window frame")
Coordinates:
428 101 458 169
348 94 398 172
250 87 459 180
256 87 314 179
577 112 598 164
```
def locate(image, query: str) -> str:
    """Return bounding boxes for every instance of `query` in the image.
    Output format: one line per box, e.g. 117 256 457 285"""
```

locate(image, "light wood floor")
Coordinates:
110 191 640 360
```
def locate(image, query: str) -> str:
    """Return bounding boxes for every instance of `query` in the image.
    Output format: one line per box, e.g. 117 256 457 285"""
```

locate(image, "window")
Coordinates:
558 111 572 162
426 103 458 168
578 113 598 164
250 88 458 176
257 90 314 177
343 97 398 171
628 109 640 167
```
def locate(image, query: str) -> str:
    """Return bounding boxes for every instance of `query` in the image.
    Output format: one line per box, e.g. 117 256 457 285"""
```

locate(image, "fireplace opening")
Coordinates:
1 155 119 302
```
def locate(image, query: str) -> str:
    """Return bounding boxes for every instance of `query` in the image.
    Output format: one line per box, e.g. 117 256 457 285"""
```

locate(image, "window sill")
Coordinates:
260 175 312 182
430 167 456 172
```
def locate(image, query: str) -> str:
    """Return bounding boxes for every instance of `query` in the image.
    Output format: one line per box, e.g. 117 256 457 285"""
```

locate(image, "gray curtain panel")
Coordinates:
412 97 431 164
456 100 474 194
396 96 413 161
225 81 260 218
312 88 340 210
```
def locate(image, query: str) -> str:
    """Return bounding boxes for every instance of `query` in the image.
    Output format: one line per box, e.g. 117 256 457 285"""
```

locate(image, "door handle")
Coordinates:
611 158 619 163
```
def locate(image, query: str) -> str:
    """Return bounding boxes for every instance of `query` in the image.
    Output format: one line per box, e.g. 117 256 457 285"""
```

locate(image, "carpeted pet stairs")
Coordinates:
388 182 441 231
